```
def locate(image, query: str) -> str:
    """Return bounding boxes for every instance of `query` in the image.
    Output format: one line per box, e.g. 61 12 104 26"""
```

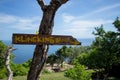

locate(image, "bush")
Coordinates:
42 69 51 74
0 41 7 68
0 68 7 79
64 63 92 80
22 59 32 68
11 63 28 76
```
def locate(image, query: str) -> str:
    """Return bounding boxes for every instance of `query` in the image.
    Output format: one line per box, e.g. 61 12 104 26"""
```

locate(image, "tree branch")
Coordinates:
5 46 14 80
50 0 69 11
59 0 69 4
37 0 46 11
52 0 69 4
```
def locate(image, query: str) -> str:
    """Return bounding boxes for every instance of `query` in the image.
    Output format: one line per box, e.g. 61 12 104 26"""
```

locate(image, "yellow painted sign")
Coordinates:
12 34 81 45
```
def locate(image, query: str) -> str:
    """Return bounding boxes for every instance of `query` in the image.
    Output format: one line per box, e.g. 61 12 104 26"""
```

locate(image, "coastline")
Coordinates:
2 38 94 64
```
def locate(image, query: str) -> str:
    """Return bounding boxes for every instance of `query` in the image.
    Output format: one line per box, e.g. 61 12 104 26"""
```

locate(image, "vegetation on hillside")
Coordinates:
0 41 8 78
65 18 120 79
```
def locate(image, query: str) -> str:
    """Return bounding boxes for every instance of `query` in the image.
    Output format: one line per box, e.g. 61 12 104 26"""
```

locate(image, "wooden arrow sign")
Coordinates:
12 34 81 45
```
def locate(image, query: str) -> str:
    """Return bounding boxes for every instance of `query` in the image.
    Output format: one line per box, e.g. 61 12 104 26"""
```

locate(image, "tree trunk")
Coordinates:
27 0 68 80
5 46 14 80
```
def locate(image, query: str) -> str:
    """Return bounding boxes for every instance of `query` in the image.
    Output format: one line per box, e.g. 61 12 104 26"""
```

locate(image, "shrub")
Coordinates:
0 68 7 79
42 69 51 74
11 63 28 76
64 63 92 80
22 59 32 68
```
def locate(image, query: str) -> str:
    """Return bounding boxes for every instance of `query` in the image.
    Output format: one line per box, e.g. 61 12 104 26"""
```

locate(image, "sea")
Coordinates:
3 38 94 64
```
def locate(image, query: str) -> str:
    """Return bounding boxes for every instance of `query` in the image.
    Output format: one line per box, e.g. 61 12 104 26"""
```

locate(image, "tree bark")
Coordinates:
27 0 68 80
5 46 15 80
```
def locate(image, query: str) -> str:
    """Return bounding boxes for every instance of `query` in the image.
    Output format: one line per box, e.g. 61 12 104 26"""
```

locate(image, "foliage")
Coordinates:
0 68 7 79
22 59 32 68
90 19 120 72
11 59 31 77
73 18 120 79
64 63 92 80
46 53 58 68
113 17 120 31
67 46 91 64
75 52 90 67
55 46 69 67
0 41 7 68
0 41 30 78
11 63 28 76
42 69 51 74
47 46 91 68
47 46 70 68
0 41 7 79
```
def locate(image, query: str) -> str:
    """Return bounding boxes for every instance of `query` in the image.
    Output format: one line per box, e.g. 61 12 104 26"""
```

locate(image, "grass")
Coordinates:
41 72 71 80
107 77 120 80
1 72 119 80
0 72 71 80
0 76 26 80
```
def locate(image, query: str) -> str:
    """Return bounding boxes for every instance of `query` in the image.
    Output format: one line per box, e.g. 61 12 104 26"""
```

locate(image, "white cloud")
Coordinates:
0 13 40 30
71 19 112 28
0 13 114 39
80 3 120 18
0 13 16 23
54 14 113 38
62 14 75 23
91 3 120 14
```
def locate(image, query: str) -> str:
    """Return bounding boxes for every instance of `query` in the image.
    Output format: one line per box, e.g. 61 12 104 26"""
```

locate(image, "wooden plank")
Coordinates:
12 34 81 45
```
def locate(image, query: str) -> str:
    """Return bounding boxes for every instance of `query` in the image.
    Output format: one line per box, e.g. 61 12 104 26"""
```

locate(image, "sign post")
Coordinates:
12 33 81 45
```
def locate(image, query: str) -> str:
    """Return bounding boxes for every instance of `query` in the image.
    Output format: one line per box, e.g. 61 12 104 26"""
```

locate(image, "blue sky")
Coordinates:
0 0 120 40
